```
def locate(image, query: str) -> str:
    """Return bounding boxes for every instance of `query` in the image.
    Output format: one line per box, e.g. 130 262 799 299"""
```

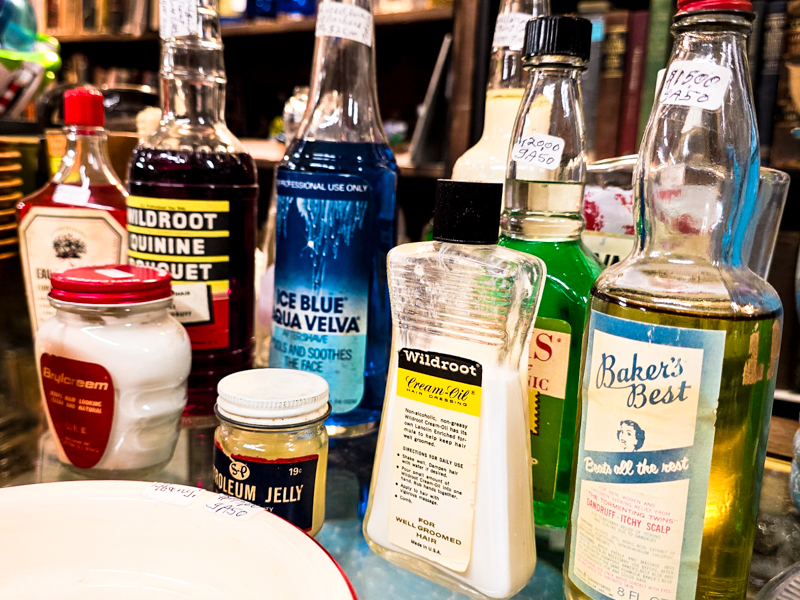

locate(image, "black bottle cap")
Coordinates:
433 180 502 245
524 16 592 63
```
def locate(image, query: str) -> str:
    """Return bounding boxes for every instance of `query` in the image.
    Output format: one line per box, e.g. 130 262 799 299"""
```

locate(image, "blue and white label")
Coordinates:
568 311 725 600
270 170 371 414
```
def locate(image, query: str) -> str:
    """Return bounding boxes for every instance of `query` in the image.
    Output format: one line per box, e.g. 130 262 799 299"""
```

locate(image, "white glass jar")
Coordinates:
35 265 191 477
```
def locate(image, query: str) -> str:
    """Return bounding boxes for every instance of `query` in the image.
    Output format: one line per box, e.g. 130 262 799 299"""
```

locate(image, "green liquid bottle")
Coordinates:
499 16 602 533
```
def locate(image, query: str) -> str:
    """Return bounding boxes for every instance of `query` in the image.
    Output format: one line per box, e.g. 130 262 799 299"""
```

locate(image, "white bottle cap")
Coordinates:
216 369 330 427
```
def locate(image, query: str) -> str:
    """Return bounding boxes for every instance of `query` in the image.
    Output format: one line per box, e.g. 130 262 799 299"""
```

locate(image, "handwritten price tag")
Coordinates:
492 13 531 51
659 60 732 111
315 3 373 48
160 0 197 39
204 494 262 520
53 184 90 207
143 482 202 506
511 133 565 170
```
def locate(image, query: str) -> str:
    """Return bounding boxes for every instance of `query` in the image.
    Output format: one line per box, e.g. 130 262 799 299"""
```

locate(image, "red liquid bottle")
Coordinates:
126 2 258 423
17 86 128 335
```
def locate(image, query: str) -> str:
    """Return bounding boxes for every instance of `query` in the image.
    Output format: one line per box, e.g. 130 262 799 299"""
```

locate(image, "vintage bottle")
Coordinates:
500 16 602 533
565 2 782 599
127 0 258 421
364 180 545 599
18 86 127 335
270 0 397 437
451 0 548 182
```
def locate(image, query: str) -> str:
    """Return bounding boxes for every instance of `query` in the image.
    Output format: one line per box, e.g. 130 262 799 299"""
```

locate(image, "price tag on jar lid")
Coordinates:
315 3 373 48
492 12 531 51
160 0 198 39
204 493 262 520
511 133 565 170
659 60 732 111
143 482 203 506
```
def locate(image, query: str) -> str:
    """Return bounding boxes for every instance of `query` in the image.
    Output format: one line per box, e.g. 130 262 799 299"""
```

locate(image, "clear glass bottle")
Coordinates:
451 0 549 183
564 2 783 599
17 86 128 336
499 16 602 534
364 180 545 599
213 369 330 537
270 0 397 438
127 0 258 422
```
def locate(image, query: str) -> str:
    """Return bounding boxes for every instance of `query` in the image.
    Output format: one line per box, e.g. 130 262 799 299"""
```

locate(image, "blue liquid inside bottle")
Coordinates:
271 139 397 434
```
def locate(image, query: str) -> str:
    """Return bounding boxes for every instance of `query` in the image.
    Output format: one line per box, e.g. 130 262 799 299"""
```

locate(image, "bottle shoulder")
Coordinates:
281 139 397 175
18 182 128 216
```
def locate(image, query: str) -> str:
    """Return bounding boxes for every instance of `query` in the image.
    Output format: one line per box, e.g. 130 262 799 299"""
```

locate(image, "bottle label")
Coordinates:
386 348 482 572
213 443 318 532
126 196 231 350
528 317 571 504
659 60 732 111
160 0 198 39
582 231 634 268
511 133 565 170
492 12 531 51
315 3 373 47
270 171 371 414
568 311 725 600
19 206 127 333
40 353 115 470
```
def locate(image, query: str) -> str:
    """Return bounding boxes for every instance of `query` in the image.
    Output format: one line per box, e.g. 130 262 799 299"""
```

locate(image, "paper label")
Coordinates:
492 12 531 51
204 493 263 520
511 133 565 170
143 482 203 506
127 196 231 350
529 317 571 504
213 443 319 532
160 0 198 39
270 171 371 414
568 311 725 600
659 60 732 111
387 348 482 572
52 184 91 207
40 353 115 470
19 206 127 333
315 3 373 47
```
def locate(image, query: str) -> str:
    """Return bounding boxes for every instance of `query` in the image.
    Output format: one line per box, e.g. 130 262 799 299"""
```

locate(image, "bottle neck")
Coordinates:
487 0 548 91
295 0 387 145
635 12 757 268
54 126 123 187
161 37 226 126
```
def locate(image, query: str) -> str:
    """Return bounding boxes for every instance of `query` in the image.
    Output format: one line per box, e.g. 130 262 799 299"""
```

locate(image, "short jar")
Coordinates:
35 265 191 477
213 369 330 537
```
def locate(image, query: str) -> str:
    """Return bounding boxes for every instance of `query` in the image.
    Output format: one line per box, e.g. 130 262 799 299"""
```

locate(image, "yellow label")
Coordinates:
396 367 481 418
127 196 230 213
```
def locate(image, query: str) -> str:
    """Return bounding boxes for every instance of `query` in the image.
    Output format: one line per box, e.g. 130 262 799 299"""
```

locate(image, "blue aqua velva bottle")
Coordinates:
270 0 397 438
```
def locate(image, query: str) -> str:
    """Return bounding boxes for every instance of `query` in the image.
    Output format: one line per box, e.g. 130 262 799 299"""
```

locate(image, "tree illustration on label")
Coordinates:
52 234 87 260
40 353 114 469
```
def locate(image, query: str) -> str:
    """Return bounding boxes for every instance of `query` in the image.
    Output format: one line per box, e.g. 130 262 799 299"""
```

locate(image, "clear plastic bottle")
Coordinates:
270 0 397 438
565 2 783 598
364 180 545 599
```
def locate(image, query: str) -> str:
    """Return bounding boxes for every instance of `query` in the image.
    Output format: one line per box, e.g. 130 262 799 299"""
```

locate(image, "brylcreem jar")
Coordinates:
213 369 330 537
35 265 191 477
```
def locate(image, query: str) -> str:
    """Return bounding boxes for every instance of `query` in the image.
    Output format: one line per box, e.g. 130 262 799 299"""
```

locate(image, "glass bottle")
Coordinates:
364 180 545 598
127 0 258 422
270 0 397 438
450 0 549 182
17 86 127 336
499 16 602 533
564 2 782 599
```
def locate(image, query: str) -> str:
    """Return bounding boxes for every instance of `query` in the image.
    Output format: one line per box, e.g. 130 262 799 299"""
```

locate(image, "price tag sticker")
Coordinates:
659 60 732 111
143 482 203 506
53 184 91 207
511 133 565 170
492 13 531 51
315 3 373 48
204 493 263 520
160 0 198 39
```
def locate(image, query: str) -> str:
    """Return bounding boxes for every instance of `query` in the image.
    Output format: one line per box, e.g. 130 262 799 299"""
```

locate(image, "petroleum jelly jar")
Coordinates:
35 265 191 477
213 369 330 536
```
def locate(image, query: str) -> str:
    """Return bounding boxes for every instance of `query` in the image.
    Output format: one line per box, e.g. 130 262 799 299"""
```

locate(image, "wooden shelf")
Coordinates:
54 5 453 44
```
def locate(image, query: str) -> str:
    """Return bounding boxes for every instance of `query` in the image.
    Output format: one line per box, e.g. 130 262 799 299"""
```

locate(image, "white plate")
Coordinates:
0 480 356 599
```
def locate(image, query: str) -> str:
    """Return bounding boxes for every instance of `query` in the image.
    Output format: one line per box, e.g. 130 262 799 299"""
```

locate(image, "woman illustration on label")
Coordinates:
617 420 645 452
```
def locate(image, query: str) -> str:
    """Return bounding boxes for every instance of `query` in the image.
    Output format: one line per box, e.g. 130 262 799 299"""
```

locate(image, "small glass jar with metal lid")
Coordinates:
213 368 330 537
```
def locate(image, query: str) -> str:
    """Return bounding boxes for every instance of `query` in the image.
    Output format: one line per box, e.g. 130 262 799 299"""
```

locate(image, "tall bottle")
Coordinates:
18 86 127 335
451 0 549 182
127 0 258 421
270 0 397 437
500 16 602 533
565 2 782 599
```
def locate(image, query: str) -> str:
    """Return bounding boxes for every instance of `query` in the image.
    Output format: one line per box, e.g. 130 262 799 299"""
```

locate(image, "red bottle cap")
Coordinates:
50 265 173 305
63 86 105 127
677 0 752 13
